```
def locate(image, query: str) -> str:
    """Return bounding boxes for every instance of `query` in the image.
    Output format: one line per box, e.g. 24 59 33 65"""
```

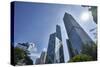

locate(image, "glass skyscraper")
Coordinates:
63 12 94 58
45 25 64 63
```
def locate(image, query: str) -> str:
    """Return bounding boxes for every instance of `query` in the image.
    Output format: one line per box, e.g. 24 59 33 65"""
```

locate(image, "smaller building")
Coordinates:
35 58 41 64
39 51 47 64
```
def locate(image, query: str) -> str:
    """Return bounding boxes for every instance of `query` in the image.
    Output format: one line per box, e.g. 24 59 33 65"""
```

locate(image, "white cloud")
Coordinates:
43 48 47 52
29 53 40 58
28 42 38 52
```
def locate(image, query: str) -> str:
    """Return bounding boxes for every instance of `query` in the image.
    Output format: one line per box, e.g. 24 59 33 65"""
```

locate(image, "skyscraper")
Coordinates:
66 39 74 59
63 12 94 57
56 25 64 63
38 51 47 64
45 33 56 64
45 25 64 64
35 58 41 64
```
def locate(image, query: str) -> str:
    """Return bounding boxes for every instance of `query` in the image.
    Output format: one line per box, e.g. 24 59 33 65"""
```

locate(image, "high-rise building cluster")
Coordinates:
16 12 94 64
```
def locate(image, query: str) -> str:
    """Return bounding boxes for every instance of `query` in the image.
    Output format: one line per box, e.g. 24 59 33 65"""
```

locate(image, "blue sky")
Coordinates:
14 2 96 62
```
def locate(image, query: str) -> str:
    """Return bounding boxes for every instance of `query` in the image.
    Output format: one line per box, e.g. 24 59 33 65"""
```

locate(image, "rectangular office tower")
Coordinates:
35 51 47 64
63 13 94 57
45 25 64 64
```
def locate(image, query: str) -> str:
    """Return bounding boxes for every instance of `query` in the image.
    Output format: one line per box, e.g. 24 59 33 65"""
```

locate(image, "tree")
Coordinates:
68 42 97 62
89 6 97 24
14 47 33 65
24 56 33 65
81 43 97 60
14 47 26 65
69 54 93 62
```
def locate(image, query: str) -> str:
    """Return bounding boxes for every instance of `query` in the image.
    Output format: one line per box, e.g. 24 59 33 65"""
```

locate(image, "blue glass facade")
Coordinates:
63 13 94 57
46 25 64 63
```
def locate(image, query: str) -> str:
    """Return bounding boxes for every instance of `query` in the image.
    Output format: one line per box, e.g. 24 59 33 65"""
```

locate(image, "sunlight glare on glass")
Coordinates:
81 11 90 22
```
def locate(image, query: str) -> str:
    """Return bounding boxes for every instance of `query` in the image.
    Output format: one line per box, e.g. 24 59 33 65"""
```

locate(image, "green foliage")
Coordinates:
14 47 33 65
81 43 97 60
89 6 97 23
69 54 93 62
68 43 97 62
24 56 33 65
14 47 26 65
